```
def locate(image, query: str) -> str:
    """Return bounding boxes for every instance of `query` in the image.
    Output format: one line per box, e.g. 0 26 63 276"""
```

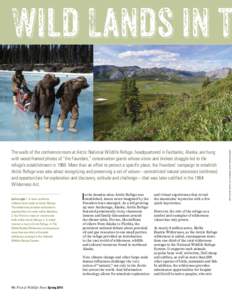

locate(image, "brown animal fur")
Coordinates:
30 74 60 117
56 76 89 120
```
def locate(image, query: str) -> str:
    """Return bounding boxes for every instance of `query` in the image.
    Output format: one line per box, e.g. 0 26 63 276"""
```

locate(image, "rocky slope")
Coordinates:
94 65 206 81
206 67 232 79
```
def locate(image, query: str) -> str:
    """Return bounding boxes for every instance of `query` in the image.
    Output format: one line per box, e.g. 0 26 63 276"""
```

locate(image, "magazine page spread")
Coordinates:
0 1 231 299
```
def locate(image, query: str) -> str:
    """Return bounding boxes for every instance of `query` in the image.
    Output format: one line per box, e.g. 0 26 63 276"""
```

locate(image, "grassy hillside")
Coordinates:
94 79 202 140
95 74 232 141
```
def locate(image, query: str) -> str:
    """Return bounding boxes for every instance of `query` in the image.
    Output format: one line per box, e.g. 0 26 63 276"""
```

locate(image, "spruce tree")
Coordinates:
128 79 139 97
202 77 210 89
119 78 128 116
127 79 141 124
127 95 142 124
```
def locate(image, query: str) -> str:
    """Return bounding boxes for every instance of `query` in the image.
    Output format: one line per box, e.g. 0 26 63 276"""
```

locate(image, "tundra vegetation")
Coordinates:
94 72 232 141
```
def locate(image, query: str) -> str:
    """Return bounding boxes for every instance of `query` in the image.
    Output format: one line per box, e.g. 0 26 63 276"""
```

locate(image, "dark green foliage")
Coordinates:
95 74 232 141
0 45 93 65
94 79 201 140
128 79 139 97
202 77 211 89
119 78 141 124
119 78 128 116
105 75 232 141
127 96 142 124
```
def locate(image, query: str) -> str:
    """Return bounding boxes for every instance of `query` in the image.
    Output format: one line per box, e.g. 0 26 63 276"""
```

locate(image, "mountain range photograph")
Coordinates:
94 45 232 141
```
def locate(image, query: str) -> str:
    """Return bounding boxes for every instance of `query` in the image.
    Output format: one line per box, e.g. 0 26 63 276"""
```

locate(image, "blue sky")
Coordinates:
94 45 232 72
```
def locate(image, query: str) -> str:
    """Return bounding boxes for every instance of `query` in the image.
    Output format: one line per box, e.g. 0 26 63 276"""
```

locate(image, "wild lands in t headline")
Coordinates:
11 7 232 39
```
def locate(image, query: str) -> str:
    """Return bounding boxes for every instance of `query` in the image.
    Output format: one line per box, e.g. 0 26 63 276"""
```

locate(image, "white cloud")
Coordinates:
118 49 179 60
150 56 177 63
94 57 115 66
148 59 227 72
117 49 182 68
